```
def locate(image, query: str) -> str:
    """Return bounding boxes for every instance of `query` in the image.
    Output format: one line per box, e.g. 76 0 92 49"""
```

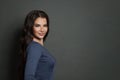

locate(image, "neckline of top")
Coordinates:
32 40 47 49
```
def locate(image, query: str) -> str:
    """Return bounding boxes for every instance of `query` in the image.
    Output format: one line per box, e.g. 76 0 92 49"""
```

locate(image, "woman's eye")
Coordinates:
34 24 40 27
44 24 48 27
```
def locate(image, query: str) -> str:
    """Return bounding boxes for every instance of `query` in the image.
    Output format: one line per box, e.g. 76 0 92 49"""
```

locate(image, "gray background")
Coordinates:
0 0 120 80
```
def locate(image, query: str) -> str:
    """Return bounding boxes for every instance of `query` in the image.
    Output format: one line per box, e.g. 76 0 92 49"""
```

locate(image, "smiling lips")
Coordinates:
38 33 45 36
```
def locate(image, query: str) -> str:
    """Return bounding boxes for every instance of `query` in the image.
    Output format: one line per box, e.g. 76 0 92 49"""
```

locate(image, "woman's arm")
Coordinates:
24 43 42 80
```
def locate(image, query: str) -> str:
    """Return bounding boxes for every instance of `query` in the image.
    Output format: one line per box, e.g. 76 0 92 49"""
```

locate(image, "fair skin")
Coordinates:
32 17 48 46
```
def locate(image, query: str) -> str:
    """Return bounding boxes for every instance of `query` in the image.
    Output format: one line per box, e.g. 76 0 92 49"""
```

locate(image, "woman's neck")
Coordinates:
33 38 44 46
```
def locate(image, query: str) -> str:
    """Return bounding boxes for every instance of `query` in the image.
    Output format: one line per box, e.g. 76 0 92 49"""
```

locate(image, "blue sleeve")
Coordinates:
24 43 42 80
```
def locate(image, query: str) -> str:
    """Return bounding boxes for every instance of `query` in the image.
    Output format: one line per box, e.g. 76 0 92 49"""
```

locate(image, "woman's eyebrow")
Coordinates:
43 24 47 26
34 23 40 25
34 23 47 26
34 23 40 26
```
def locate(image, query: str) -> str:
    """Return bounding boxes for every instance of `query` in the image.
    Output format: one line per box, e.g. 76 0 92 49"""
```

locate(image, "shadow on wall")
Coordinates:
9 26 23 80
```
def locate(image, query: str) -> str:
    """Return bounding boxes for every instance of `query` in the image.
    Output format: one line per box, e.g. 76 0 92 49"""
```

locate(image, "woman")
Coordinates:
18 10 56 80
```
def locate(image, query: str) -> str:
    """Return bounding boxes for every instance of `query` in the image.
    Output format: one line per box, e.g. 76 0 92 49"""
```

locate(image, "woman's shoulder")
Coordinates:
26 41 43 51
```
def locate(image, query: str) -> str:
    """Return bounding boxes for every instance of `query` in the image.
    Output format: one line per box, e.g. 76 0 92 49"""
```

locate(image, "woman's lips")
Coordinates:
38 33 45 36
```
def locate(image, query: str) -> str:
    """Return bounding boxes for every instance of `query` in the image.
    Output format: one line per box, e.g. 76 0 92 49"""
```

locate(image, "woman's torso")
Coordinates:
24 41 56 80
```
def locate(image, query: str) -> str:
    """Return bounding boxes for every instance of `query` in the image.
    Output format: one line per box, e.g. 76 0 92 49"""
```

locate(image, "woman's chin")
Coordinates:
33 36 44 41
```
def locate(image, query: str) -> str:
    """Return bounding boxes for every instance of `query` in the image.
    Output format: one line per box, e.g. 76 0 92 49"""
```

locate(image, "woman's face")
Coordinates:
33 17 48 40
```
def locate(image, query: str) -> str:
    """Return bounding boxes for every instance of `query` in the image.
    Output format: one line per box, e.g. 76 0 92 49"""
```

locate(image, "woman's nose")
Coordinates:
40 27 44 31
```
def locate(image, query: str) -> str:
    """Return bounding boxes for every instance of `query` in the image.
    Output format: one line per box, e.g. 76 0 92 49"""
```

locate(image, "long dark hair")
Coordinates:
17 10 49 80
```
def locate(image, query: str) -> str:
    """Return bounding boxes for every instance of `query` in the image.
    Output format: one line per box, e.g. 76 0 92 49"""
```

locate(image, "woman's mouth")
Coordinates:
38 33 45 36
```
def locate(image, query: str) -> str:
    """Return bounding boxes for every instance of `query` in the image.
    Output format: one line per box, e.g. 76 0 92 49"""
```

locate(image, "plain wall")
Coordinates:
0 0 120 80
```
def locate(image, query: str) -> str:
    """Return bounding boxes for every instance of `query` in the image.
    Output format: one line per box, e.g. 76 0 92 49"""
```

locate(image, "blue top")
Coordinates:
24 41 56 80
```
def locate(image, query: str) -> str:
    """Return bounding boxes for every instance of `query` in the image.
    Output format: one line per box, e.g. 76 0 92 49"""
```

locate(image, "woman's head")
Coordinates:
24 10 49 41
